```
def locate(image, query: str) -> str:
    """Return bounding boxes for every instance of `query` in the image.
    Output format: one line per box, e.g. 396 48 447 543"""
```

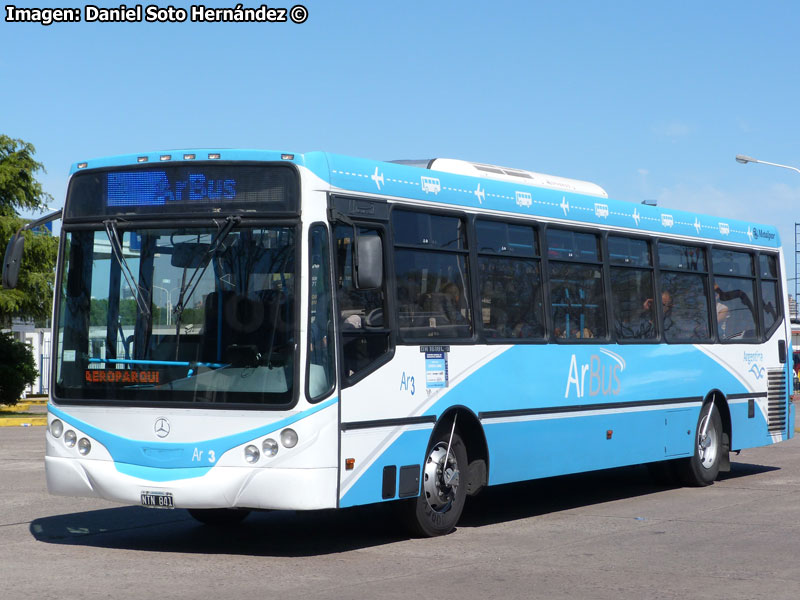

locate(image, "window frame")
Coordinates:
709 246 759 344
654 239 714 345
606 233 658 345
329 195 395 390
543 224 610 344
474 215 546 344
52 218 304 410
391 205 476 345
305 222 337 402
755 251 784 341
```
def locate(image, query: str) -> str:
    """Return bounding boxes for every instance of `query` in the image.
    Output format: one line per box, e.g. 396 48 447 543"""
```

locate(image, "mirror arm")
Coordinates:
327 207 361 274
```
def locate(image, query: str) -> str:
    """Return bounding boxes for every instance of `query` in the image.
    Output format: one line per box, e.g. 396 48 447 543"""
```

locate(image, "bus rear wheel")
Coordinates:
187 508 251 526
678 402 723 487
407 430 468 537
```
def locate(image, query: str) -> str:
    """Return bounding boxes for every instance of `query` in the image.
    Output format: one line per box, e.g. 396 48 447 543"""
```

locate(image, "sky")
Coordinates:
3 0 800 291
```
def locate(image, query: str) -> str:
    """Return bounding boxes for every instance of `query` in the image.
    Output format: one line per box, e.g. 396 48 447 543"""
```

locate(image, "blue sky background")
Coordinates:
3 1 800 289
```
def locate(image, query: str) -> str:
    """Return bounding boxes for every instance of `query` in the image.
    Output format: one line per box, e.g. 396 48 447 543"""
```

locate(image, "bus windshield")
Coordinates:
54 223 297 406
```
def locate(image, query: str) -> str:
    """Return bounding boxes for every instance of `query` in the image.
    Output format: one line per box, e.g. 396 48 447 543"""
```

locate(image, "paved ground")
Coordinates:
3 426 800 600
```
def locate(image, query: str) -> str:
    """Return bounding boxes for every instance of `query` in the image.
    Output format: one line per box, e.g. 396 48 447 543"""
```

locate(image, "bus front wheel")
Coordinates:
678 402 723 487
407 430 468 537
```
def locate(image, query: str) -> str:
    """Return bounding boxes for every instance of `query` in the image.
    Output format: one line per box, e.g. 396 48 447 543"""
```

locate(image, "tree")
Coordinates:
0 332 37 405
0 135 59 327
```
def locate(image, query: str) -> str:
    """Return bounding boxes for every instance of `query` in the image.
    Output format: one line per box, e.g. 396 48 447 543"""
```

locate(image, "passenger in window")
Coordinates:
643 290 675 337
714 283 755 338
714 283 755 315
341 314 362 329
659 287 711 340
442 282 466 324
644 291 673 324
717 301 730 338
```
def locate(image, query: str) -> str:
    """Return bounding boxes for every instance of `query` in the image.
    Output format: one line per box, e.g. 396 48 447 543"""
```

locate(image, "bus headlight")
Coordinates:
280 428 298 449
78 438 92 456
64 430 77 447
262 438 278 457
49 419 63 438
244 445 260 463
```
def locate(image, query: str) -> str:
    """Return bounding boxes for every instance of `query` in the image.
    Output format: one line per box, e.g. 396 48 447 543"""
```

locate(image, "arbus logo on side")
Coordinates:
565 348 625 399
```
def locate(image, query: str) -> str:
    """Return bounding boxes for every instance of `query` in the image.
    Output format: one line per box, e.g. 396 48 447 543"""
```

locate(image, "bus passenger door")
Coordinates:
330 213 396 507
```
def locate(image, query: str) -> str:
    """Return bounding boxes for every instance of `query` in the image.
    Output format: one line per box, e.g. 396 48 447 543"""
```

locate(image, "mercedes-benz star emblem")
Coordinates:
154 417 171 438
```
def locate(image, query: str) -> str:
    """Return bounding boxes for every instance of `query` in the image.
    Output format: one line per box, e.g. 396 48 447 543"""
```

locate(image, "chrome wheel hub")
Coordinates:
698 415 719 469
422 442 460 513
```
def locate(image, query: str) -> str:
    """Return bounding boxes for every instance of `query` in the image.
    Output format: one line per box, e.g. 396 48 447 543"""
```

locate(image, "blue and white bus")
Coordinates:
27 149 794 535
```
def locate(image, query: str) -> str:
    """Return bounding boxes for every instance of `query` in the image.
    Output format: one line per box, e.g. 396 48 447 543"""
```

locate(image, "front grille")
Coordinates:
767 369 788 432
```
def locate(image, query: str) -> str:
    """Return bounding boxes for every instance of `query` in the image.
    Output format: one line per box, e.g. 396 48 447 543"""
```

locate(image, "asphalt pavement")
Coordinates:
3 426 800 599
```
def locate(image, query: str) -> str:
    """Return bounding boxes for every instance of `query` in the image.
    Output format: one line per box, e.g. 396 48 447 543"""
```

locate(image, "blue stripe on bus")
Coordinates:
48 397 338 480
318 153 779 248
70 150 781 248
340 427 432 508
339 395 775 507
422 344 751 419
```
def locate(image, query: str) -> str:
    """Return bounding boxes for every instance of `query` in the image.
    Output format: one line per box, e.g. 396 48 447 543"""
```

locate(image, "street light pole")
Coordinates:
735 154 800 175
736 154 800 318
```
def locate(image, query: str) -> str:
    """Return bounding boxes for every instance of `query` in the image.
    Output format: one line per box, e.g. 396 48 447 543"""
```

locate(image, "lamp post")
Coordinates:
736 154 800 318
735 154 800 175
152 285 171 325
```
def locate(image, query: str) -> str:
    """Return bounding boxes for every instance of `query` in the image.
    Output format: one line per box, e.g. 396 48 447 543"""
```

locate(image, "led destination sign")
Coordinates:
65 163 298 219
108 171 237 206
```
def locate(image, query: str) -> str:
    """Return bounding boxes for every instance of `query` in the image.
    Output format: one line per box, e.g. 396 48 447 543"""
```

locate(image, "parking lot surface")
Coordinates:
3 426 800 600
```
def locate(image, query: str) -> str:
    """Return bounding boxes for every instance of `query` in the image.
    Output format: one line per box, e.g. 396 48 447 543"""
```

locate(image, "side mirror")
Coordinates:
2 232 25 289
355 234 383 290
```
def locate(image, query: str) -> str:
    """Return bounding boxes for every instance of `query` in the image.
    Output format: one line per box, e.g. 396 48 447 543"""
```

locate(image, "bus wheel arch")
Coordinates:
435 406 489 496
710 389 732 473
406 407 488 537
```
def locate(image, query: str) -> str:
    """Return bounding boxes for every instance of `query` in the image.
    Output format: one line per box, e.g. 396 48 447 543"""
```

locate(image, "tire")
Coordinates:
677 402 723 487
407 430 468 537
187 508 251 526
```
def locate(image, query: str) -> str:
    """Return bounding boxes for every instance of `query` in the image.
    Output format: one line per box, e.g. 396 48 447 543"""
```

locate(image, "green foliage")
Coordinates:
0 332 37 406
0 135 59 326
0 135 52 216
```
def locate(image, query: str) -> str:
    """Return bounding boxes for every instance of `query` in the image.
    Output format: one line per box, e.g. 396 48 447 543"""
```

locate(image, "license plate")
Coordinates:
140 491 174 509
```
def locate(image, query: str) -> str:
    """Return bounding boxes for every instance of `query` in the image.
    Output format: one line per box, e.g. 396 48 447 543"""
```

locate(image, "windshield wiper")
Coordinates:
172 215 241 360
173 215 240 321
104 219 151 319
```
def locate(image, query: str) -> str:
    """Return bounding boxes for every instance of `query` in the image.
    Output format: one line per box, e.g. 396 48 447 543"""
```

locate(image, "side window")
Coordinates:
547 228 606 340
657 243 710 342
476 220 544 340
307 225 335 400
609 236 656 341
393 210 473 340
758 254 782 339
334 224 390 381
712 248 758 342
